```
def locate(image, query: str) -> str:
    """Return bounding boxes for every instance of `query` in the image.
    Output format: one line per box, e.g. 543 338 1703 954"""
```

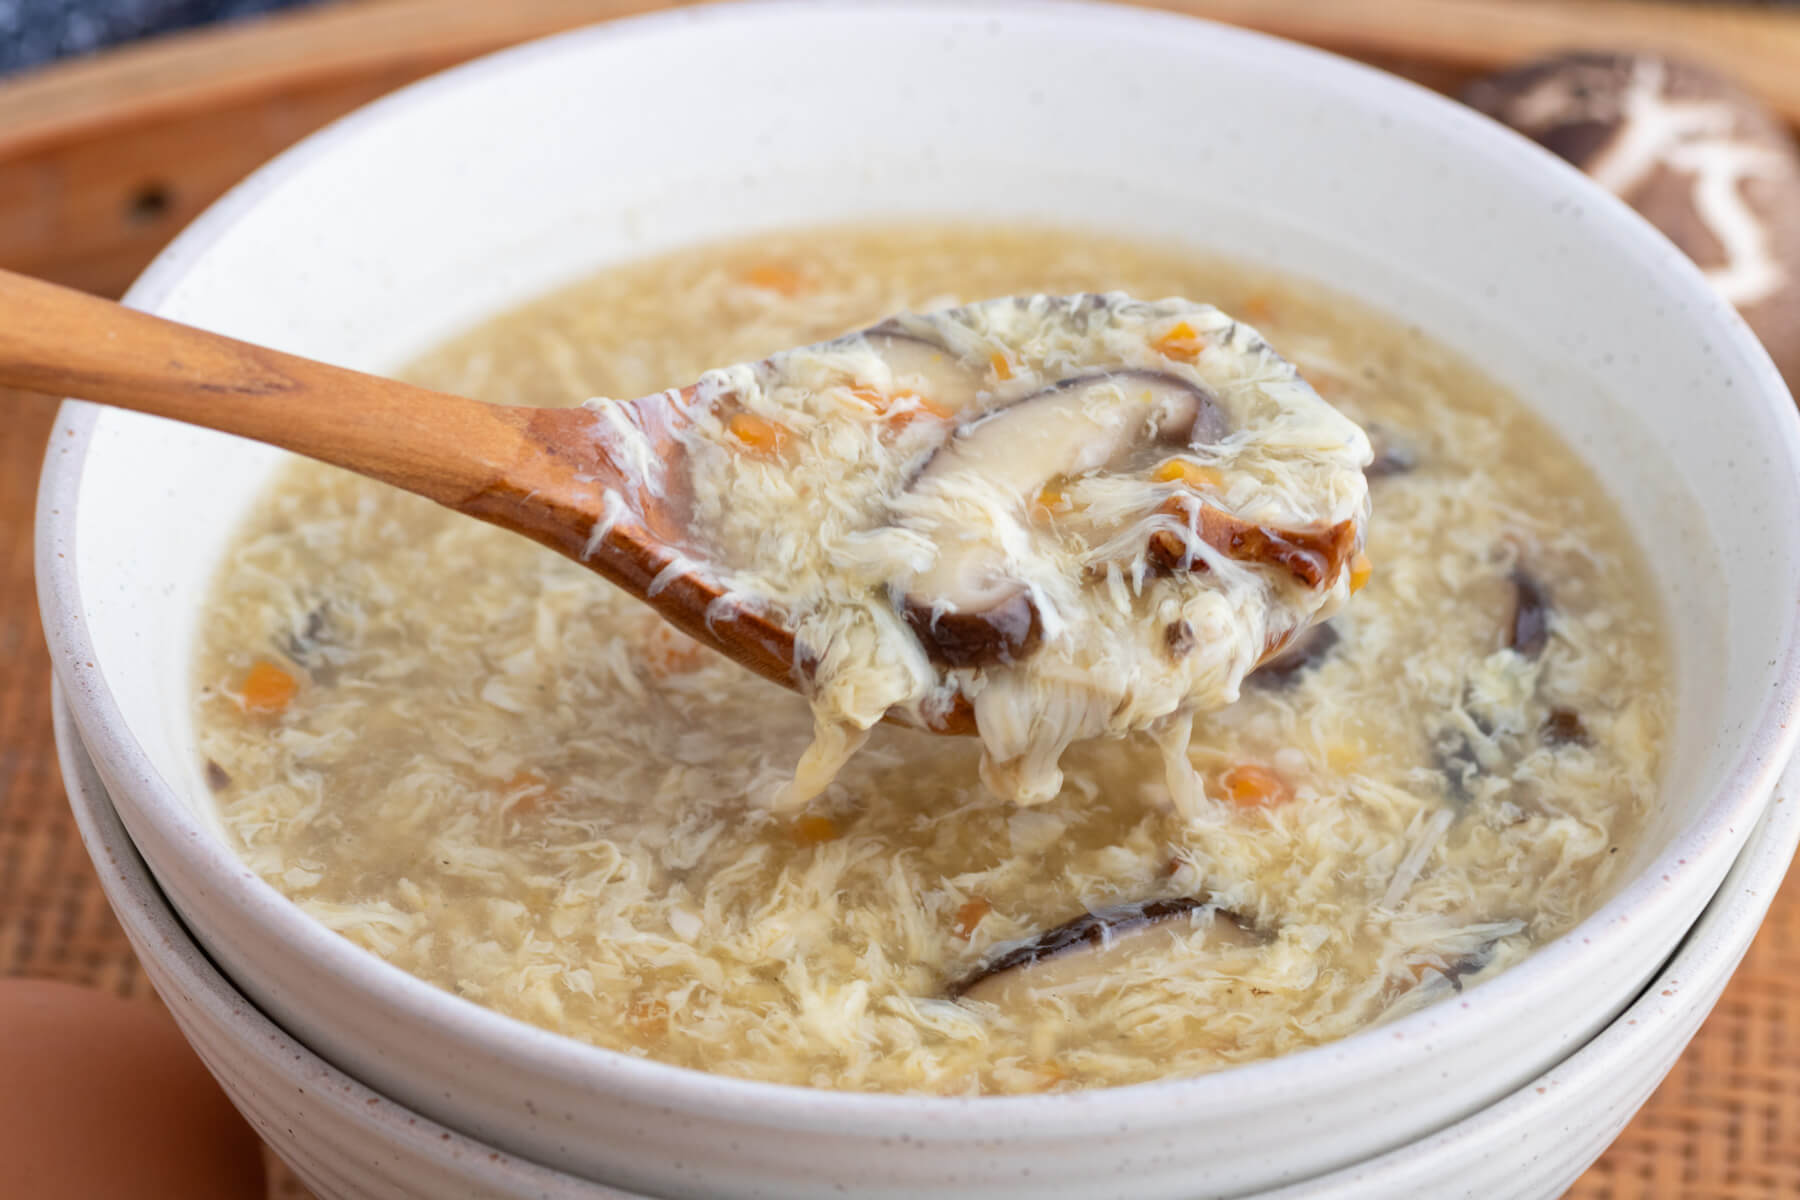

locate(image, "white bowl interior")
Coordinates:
39 3 1800 1197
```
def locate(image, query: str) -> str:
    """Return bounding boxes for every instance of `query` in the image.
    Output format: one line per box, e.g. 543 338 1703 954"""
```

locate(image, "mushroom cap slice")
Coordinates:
859 330 984 417
899 371 1221 666
949 897 1258 1007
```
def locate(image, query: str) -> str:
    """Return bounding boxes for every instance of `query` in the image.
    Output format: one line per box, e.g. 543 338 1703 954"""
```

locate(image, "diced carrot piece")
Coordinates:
953 896 992 939
989 351 1013 381
1220 764 1291 808
1243 293 1276 324
791 814 840 846
741 263 809 296
1152 458 1223 489
239 660 298 716
1349 552 1372 593
643 622 708 676
728 412 791 456
628 996 670 1036
1152 320 1205 362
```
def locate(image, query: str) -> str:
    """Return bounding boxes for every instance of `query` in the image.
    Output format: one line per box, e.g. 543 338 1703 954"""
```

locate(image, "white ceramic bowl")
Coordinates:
55 686 1800 1200
35 2 1800 1197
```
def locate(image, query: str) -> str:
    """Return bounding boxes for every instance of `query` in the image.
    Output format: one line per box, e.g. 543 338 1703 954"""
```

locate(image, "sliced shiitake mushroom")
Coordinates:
1162 619 1198 660
947 897 1258 1006
1506 568 1552 659
1248 621 1340 687
899 371 1222 666
1436 565 1560 804
280 603 337 684
1543 706 1588 746
1416 940 1501 994
1435 738 1479 808
1363 425 1419 479
1145 497 1358 589
857 330 983 416
204 760 231 791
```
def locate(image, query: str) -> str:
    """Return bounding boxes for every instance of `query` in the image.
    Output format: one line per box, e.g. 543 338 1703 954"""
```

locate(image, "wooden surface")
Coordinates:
2 2 1800 1197
3 0 1800 296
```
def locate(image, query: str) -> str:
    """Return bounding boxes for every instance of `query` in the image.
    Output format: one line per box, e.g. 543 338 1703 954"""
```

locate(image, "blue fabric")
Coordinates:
0 0 321 75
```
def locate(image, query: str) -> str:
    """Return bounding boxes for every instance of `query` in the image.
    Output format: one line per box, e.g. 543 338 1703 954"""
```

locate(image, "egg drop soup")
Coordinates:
195 226 1668 1095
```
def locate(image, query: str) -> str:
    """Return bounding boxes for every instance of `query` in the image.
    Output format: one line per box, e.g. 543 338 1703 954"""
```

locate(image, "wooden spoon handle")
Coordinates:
0 267 544 509
0 267 963 732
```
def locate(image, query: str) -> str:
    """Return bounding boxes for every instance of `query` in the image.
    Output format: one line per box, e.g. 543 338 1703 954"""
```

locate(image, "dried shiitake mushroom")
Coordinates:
1465 51 1800 390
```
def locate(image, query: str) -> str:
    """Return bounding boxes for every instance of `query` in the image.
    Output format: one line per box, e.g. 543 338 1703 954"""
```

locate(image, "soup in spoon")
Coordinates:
651 293 1369 810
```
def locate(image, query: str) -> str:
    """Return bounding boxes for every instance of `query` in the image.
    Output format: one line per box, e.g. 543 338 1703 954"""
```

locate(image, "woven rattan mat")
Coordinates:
3 385 1797 1198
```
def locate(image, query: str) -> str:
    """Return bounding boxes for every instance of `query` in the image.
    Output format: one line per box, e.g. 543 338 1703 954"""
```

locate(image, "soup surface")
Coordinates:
196 226 1668 1094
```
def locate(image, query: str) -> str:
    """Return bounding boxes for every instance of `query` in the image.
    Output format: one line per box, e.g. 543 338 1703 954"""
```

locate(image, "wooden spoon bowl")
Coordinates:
0 269 981 728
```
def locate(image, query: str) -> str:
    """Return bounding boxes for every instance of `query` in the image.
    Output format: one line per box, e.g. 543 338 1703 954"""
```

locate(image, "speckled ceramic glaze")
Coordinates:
35 2 1800 1197
54 688 1800 1200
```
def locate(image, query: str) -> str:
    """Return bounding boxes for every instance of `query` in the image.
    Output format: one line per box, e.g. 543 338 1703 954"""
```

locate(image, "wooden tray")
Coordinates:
2 3 1797 1197
4 0 1800 298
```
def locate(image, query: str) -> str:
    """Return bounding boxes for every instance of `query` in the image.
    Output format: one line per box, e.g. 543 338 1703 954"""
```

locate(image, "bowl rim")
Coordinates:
35 0 1800 1136
53 680 1800 1198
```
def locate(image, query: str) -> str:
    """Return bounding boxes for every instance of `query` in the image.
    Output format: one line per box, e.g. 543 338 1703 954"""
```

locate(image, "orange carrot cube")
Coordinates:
239 660 297 716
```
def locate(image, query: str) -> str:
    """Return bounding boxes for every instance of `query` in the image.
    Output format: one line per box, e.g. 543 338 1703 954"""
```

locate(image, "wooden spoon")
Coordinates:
0 268 979 732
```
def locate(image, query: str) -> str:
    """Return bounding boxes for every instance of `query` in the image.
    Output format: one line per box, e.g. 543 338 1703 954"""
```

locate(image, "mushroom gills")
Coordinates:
900 371 1221 666
949 897 1258 1007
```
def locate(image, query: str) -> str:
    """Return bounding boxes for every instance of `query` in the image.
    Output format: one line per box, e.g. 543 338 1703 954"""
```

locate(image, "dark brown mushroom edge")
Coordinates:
1434 565 1588 807
1403 937 1506 1001
1247 620 1341 689
899 369 1225 666
948 897 1261 1009
675 292 1372 809
1363 424 1420 480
